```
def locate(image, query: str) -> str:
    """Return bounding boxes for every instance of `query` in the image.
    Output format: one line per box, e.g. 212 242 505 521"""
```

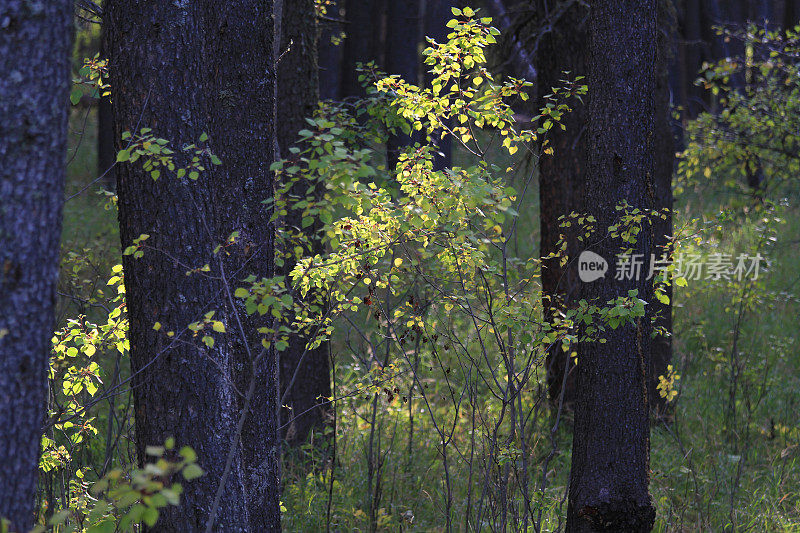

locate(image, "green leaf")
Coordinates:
70 87 83 105
143 506 159 527
87 520 115 533
145 445 164 456
179 446 197 462
182 463 204 480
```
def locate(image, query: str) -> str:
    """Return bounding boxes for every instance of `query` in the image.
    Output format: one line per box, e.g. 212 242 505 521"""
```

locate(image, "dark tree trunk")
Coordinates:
785 0 800 26
484 0 537 82
423 0 453 169
724 0 747 89
751 0 773 26
666 0 684 148
107 1 280 530
98 19 115 191
318 0 344 100
277 0 333 448
701 0 746 98
98 93 115 190
535 0 590 408
566 0 657 531
0 2 72 530
342 0 378 98
650 0 677 418
701 0 730 62
385 0 421 171
773 0 787 28
374 0 388 69
678 0 706 120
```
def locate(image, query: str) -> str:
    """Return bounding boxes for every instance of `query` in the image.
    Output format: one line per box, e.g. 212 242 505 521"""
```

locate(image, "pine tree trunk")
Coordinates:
318 0 344 100
0 2 72 530
677 0 705 120
423 0 453 170
536 0 590 407
107 1 281 530
277 0 333 448
386 0 421 171
98 20 115 191
342 0 377 98
566 1 657 530
772 0 786 28
650 0 677 418
785 0 800 26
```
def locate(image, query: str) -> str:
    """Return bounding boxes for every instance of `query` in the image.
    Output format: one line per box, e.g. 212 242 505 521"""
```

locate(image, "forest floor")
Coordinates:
61 109 800 532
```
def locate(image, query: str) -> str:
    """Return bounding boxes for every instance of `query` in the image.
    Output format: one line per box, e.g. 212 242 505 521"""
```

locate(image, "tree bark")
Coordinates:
535 0 589 408
785 0 800 26
772 0 786 28
677 0 706 121
484 0 537 82
650 0 677 418
566 1 657 531
318 0 344 100
0 2 72 530
342 0 378 98
277 0 333 448
107 1 280 530
385 0 421 171
98 18 115 191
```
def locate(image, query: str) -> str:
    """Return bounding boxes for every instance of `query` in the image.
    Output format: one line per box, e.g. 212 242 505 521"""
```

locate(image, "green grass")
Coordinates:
60 106 800 531
58 108 120 325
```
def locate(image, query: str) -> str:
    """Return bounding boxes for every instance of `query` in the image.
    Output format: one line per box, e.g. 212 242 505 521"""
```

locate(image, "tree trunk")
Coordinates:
484 0 537 82
98 19 115 191
535 0 590 408
677 0 705 121
385 0 421 171
0 2 72 530
342 0 378 98
751 0 773 26
423 0 453 170
318 0 344 100
107 1 280 530
566 1 656 531
277 0 333 448
785 0 800 26
650 0 677 418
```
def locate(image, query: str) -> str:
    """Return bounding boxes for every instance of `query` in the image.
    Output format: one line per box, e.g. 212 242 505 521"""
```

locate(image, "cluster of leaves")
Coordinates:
40 257 210 530
116 129 221 181
70 53 110 106
657 364 681 402
42 266 128 475
679 23 800 201
31 440 202 533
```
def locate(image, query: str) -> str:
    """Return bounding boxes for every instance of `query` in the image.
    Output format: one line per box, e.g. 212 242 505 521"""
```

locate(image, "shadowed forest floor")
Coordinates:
61 107 800 532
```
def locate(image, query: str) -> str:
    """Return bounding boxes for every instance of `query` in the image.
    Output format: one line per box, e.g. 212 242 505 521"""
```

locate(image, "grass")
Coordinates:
60 105 800 531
